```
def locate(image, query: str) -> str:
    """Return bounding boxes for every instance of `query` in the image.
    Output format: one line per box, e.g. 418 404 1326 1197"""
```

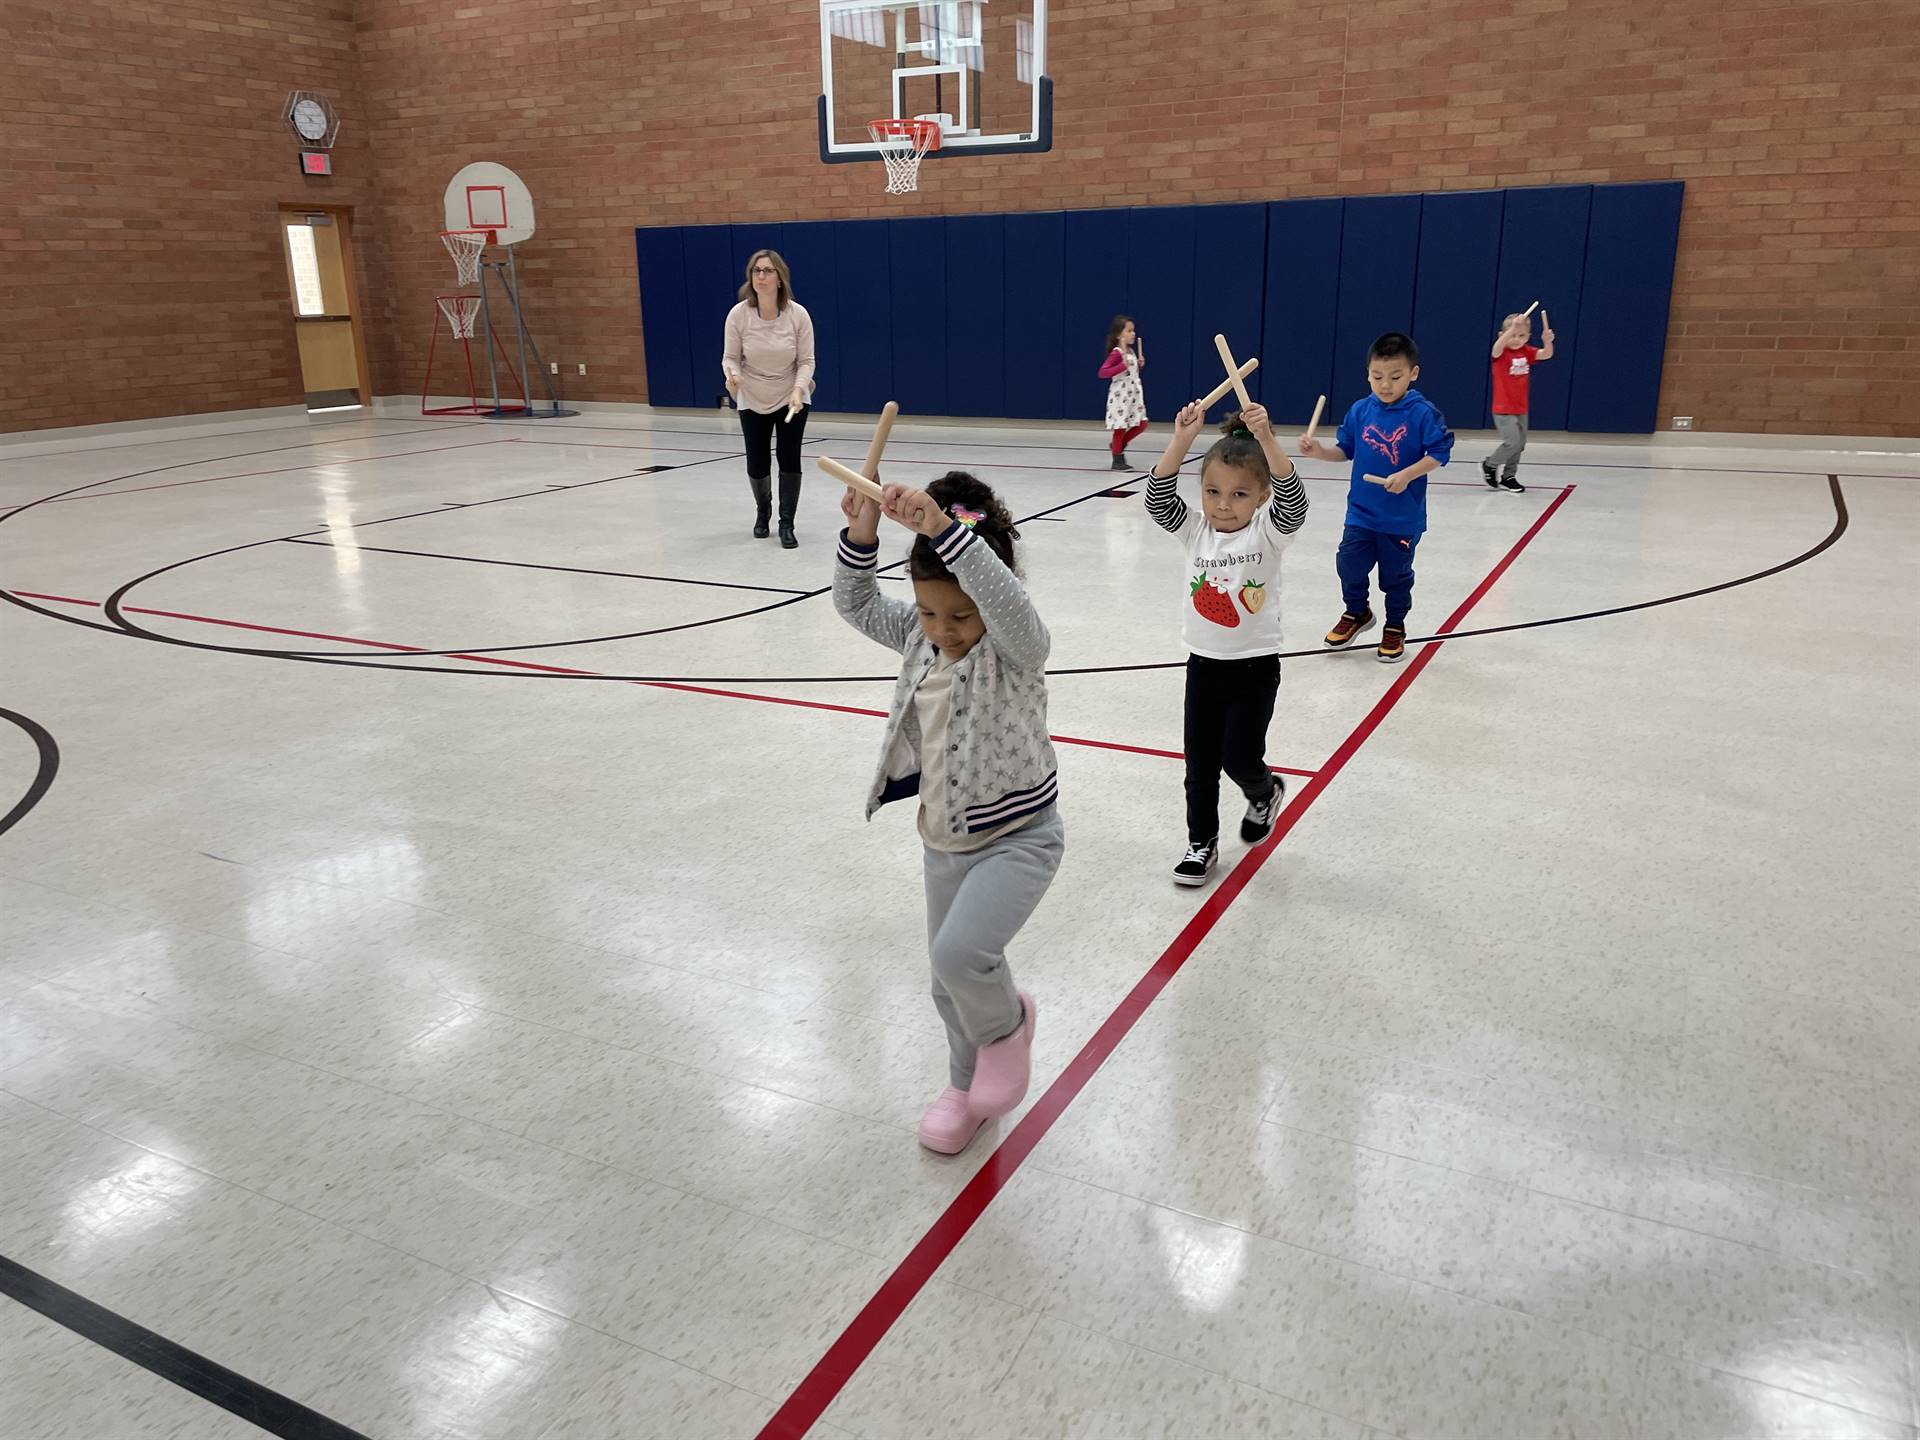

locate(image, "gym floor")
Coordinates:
2 408 1915 1438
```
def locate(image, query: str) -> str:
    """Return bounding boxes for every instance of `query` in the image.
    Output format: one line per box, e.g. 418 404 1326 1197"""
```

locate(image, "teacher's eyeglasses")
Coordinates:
751 266 778 275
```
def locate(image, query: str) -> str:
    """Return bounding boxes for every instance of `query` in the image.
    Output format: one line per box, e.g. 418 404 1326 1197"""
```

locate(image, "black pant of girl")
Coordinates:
1184 653 1281 844
738 403 810 539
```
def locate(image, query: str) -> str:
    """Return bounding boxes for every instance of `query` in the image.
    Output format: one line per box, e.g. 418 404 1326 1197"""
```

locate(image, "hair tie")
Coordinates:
1230 427 1252 438
949 505 984 528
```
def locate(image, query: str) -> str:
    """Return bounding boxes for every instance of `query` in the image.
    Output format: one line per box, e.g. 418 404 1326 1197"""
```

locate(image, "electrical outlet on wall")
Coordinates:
549 362 558 374
1671 416 1694 430
577 363 587 376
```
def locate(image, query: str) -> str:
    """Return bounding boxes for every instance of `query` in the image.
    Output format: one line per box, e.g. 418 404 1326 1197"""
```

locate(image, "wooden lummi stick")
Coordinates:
1523 300 1540 318
862 401 899 478
1196 357 1259 410
818 454 886 503
1213 334 1256 411
1304 393 1327 442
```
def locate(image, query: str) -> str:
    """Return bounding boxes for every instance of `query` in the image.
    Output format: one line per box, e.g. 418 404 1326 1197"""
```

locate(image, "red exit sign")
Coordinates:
300 151 332 176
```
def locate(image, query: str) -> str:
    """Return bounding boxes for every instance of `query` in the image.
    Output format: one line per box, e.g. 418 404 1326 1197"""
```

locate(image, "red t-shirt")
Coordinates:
1490 345 1540 415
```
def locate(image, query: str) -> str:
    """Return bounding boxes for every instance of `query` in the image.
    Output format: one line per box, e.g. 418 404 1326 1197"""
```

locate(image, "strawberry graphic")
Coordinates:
1238 579 1266 615
1191 574 1240 628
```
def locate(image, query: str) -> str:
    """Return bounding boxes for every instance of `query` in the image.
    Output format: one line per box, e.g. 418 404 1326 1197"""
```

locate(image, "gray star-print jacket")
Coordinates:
834 521 1059 835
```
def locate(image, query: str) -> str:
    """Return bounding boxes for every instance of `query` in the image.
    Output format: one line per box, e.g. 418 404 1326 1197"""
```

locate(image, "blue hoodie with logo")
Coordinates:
1334 388 1454 536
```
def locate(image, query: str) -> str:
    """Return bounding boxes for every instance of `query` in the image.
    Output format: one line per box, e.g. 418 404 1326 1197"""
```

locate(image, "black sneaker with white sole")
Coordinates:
1498 474 1525 493
1481 462 1499 489
1240 778 1286 843
1173 838 1219 887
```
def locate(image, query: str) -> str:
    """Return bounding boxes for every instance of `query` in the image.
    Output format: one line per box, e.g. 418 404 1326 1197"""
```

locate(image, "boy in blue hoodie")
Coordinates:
1298 332 1454 663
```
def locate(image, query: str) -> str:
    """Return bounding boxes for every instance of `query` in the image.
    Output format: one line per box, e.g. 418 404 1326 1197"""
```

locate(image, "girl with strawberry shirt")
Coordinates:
835 472 1062 1154
1145 403 1310 886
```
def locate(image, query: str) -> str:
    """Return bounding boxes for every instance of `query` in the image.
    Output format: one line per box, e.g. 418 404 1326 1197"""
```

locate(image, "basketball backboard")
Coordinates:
819 0 1050 164
441 162 535 245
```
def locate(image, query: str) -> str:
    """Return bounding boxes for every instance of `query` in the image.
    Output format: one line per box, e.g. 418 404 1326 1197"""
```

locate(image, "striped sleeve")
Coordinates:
1266 461 1309 535
833 530 919 654
1144 468 1188 535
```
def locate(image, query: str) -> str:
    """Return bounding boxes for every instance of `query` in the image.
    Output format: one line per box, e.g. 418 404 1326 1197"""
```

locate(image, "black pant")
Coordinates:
738 403 809 478
1184 653 1280 844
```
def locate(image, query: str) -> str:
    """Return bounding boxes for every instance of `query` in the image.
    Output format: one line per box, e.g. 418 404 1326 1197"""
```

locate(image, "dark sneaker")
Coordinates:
1377 625 1407 663
1324 610 1377 648
1498 474 1526 493
1173 838 1219 887
1240 778 1286 843
1111 453 1129 470
1482 462 1499 489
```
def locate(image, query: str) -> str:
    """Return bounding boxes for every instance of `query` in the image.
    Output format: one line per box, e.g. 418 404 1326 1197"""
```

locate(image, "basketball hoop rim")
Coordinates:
439 228 498 247
867 117 942 151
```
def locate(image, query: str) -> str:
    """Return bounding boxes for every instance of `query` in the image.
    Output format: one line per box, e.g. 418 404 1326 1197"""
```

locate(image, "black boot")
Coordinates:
777 471 801 549
749 474 772 538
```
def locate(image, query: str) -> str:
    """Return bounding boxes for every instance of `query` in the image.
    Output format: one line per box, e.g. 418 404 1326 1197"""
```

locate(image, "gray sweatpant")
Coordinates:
1488 412 1528 473
923 807 1065 1089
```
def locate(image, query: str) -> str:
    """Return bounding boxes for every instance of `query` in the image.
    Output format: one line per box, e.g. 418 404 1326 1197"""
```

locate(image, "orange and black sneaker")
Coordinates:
1377 625 1407 664
1324 609 1376 648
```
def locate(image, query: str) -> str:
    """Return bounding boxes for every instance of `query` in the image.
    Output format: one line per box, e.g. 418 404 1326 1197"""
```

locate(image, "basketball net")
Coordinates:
868 119 941 195
440 229 492 286
436 294 483 340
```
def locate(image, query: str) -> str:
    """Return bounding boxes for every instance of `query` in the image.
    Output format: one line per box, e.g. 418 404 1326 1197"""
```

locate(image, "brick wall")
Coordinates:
6 0 1914 436
0 0 388 433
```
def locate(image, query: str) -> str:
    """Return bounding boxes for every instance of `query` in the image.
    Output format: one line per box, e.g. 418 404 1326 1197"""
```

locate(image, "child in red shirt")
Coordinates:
1485 309 1556 493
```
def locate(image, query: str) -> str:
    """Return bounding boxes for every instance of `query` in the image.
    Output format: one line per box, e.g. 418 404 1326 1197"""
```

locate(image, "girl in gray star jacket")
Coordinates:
834 471 1063 1155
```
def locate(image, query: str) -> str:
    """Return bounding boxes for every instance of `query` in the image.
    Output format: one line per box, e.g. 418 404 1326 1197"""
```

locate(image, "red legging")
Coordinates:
1110 421 1148 455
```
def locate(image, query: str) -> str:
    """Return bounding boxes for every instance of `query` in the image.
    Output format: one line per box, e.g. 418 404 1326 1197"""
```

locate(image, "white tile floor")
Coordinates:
1 405 1916 1439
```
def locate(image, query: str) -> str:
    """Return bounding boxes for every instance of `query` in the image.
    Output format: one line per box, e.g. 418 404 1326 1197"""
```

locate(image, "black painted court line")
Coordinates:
83 472 1126 668
0 1256 370 1440
0 707 59 838
279 538 814 596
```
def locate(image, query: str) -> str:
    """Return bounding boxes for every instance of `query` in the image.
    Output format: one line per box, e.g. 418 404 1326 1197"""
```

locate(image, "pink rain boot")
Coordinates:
918 1085 986 1155
967 991 1036 1119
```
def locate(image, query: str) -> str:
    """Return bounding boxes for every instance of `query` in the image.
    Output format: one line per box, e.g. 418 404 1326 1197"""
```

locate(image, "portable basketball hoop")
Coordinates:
422 291 526 417
868 118 941 194
439 228 494 286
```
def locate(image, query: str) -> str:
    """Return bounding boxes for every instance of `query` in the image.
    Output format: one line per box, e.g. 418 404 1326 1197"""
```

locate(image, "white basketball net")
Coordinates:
869 120 939 195
436 294 483 340
440 230 489 285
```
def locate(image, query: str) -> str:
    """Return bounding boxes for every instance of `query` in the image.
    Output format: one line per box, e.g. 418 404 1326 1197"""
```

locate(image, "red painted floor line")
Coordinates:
9 593 1320 775
754 484 1576 1440
34 437 517 504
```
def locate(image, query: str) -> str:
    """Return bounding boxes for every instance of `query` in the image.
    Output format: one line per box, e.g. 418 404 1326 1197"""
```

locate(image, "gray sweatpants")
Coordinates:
923 807 1065 1089
1488 412 1528 473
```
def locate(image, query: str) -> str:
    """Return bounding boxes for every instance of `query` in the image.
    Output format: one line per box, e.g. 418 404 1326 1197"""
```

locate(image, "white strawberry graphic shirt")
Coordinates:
1145 464 1310 660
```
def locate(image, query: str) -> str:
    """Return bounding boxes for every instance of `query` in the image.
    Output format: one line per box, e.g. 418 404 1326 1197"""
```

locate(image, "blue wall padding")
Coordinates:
636 180 1681 434
773 221 839 406
830 219 894 417
633 227 693 408
1261 197 1345 428
1001 211 1066 420
1411 189 1506 429
1331 194 1423 424
1492 184 1592 430
1126 206 1197 419
679 225 737 407
1187 203 1268 422
1567 181 1683 433
889 216 948 417
944 214 1007 418
1062 207 1132 426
